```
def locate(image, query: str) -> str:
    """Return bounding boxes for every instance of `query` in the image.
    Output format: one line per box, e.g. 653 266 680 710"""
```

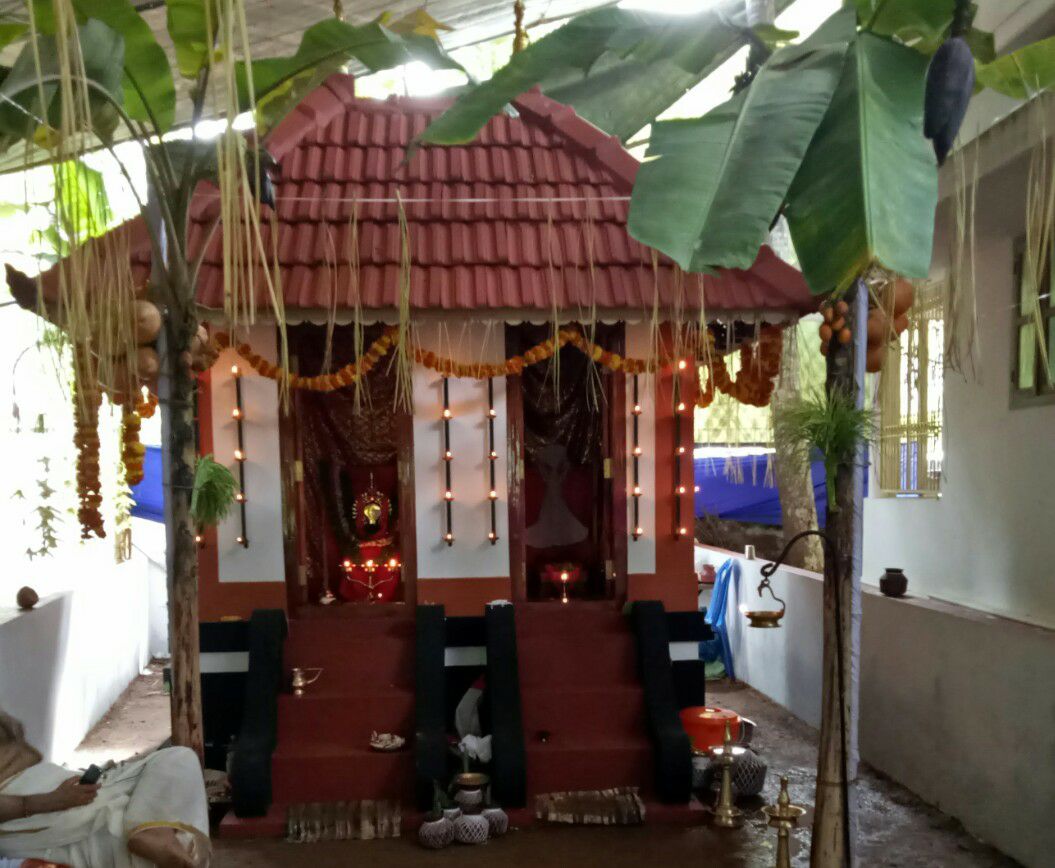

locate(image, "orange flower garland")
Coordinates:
696 326 783 409
121 408 146 487
210 325 779 407
73 378 105 540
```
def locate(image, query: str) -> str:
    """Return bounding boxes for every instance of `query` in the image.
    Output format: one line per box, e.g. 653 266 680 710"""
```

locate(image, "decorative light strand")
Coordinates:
674 364 688 541
486 377 499 545
231 365 249 548
442 376 454 546
631 374 643 541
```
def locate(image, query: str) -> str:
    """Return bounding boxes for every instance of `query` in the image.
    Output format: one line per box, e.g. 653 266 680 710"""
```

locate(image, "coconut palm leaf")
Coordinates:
785 32 937 296
628 7 855 273
190 454 238 528
418 1 796 148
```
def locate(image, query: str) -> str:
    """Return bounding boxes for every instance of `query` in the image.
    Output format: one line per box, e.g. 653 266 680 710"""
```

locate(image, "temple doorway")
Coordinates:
287 323 406 608
508 323 625 602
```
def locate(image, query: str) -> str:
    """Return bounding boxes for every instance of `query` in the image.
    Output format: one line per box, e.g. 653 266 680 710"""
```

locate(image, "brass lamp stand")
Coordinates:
708 722 746 828
761 776 806 868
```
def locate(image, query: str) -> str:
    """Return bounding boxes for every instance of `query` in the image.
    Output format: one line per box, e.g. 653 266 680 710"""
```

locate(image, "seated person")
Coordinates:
0 712 209 867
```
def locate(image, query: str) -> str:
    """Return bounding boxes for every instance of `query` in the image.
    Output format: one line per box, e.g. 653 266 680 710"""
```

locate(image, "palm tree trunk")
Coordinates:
810 282 866 867
771 328 824 571
160 294 204 760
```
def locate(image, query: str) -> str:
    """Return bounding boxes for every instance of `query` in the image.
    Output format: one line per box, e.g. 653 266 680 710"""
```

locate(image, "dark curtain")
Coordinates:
507 324 619 597
292 323 400 602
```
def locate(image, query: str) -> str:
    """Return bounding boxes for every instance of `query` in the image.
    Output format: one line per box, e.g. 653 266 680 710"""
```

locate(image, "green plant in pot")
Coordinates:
190 455 238 535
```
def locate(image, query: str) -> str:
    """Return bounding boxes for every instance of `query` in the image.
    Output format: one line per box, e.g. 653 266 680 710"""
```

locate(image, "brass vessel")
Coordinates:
290 667 323 697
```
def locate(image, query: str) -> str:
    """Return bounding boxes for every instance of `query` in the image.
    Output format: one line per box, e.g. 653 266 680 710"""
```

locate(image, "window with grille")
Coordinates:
878 281 944 497
1012 237 1055 406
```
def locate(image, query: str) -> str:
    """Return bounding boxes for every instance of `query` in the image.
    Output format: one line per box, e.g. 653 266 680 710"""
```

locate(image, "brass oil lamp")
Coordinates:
708 721 745 828
761 776 806 868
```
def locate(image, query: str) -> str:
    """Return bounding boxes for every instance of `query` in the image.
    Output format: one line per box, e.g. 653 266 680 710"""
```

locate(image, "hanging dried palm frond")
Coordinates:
393 193 414 410
1023 108 1054 387
945 142 980 377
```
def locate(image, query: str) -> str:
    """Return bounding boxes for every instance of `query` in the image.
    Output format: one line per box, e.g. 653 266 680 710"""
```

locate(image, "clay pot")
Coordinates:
452 812 489 845
879 567 908 598
454 787 484 814
417 814 454 849
16 586 38 610
481 806 508 837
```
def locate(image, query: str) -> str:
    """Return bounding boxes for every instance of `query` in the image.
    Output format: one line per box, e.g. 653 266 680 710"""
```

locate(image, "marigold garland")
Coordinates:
121 408 146 487
210 325 780 407
696 326 783 409
73 376 105 540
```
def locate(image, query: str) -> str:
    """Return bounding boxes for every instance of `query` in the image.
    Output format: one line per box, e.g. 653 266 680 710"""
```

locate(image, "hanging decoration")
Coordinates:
442 377 454 546
696 326 783 409
486 377 499 545
121 407 145 487
818 279 913 372
73 365 105 540
214 325 783 410
231 364 249 547
673 361 688 540
630 374 643 541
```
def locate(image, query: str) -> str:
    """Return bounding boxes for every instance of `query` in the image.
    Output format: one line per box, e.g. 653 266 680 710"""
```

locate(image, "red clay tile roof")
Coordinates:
19 74 814 318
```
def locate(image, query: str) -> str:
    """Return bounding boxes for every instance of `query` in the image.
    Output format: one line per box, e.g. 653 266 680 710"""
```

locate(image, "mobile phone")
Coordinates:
79 765 102 785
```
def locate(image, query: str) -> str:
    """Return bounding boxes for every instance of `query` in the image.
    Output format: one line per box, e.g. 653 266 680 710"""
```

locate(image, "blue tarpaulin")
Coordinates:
694 453 829 527
130 445 164 522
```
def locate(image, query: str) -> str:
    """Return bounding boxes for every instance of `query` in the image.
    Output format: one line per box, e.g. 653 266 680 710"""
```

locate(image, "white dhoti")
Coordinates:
0 747 209 868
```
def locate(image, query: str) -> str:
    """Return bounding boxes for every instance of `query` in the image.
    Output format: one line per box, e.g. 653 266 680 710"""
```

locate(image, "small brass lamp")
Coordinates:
761 776 806 868
708 722 746 828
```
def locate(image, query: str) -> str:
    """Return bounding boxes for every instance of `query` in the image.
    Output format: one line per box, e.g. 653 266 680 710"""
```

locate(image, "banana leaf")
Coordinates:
785 32 937 296
976 36 1055 99
70 0 175 131
853 0 994 62
236 19 467 132
165 0 217 79
628 7 855 273
418 1 795 148
0 19 125 153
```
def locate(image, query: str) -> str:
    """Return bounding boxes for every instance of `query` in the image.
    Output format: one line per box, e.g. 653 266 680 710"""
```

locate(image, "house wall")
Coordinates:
197 326 289 621
0 525 159 762
862 147 1055 629
696 545 1055 868
413 322 513 613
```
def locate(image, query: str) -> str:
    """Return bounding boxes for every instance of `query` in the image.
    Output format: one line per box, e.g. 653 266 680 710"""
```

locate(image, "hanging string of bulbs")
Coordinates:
231 364 249 548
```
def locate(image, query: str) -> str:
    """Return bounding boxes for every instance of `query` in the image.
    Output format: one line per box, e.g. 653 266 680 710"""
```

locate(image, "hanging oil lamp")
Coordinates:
743 572 786 629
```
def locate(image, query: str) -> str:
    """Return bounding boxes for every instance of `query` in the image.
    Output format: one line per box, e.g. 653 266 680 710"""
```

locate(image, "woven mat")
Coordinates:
535 787 645 825
286 800 402 842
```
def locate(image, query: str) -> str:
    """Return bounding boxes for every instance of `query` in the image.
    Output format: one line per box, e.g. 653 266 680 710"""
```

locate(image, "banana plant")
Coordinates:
0 0 467 760
420 0 1055 298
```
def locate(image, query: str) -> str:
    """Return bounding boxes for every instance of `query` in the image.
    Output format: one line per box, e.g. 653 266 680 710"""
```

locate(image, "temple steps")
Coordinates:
272 605 417 808
513 603 655 798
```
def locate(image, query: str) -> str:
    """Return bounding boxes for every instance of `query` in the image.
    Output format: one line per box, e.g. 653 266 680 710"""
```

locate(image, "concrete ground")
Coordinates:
77 671 1018 867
